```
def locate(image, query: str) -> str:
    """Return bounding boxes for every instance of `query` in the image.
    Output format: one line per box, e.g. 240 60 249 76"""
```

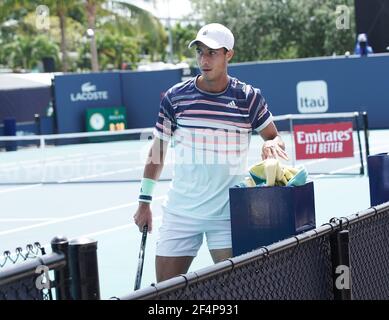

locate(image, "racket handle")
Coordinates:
134 225 148 291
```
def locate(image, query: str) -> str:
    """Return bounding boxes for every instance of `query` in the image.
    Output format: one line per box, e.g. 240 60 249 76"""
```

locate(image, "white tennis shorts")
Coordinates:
156 210 232 257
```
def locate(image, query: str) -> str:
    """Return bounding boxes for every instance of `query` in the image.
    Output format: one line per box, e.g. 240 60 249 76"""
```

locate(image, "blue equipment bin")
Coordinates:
368 153 389 206
229 181 316 257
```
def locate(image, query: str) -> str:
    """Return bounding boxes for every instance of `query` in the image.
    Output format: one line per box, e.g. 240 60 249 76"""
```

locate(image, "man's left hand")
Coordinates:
262 140 289 160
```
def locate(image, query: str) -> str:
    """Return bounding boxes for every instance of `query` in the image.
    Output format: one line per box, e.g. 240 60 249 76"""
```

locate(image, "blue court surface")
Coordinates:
0 129 388 299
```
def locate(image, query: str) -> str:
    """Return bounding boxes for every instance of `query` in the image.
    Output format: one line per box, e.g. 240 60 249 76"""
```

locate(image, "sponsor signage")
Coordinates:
70 82 109 102
54 73 122 133
86 107 126 132
293 122 354 159
297 80 329 113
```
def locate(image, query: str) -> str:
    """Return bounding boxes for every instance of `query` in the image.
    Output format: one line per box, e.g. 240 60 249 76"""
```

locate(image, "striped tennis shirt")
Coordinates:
153 75 273 220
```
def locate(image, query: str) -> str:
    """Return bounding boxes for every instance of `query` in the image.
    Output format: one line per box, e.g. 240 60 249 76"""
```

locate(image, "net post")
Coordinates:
51 76 58 134
362 111 370 158
68 238 100 300
289 115 296 167
354 112 365 175
39 136 46 149
51 236 72 300
330 229 352 300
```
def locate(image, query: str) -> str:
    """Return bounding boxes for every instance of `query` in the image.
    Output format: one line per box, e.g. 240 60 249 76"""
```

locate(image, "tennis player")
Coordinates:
133 23 288 282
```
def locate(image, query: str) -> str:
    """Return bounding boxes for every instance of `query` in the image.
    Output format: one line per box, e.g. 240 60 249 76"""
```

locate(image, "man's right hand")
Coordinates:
133 202 153 233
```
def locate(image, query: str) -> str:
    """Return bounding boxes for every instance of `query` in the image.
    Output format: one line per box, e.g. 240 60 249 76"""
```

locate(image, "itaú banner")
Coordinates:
293 122 354 160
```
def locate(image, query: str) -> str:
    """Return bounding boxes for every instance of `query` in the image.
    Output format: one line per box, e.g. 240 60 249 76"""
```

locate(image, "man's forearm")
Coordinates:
143 137 168 181
138 139 167 208
143 161 164 181
139 162 163 208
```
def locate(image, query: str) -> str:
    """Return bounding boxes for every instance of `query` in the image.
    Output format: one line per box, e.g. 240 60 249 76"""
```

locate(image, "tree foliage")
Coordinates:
192 0 356 62
0 0 358 70
171 23 200 62
1 34 59 70
0 0 168 71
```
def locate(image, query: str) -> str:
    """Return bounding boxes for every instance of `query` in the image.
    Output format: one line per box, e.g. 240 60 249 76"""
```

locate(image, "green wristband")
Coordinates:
138 178 157 203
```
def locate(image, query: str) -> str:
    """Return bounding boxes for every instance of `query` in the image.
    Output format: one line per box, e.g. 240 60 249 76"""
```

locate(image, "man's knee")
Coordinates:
156 255 195 282
209 248 232 264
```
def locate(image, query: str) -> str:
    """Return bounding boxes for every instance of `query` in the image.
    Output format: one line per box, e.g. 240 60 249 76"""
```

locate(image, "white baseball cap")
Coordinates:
188 23 234 50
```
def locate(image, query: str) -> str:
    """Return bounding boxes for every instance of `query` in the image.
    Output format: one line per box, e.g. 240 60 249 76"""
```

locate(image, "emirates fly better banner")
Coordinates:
293 122 354 160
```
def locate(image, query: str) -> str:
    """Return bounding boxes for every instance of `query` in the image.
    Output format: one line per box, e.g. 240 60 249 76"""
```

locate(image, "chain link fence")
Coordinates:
348 207 389 299
0 276 45 300
118 201 389 300
0 237 100 300
2 203 389 300
151 236 334 300
0 243 50 300
0 243 42 268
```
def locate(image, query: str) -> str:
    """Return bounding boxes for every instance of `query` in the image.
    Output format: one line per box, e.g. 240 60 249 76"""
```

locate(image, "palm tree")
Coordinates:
1 0 74 72
55 0 163 72
84 0 100 71
3 35 33 70
1 0 167 72
37 0 76 72
116 1 167 60
83 0 166 72
55 0 72 72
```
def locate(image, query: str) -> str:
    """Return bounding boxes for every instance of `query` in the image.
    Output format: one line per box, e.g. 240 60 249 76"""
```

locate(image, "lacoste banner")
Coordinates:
54 73 122 133
293 122 354 160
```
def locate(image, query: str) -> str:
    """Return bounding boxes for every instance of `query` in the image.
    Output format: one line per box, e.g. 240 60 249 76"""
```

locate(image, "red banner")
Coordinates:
293 122 354 160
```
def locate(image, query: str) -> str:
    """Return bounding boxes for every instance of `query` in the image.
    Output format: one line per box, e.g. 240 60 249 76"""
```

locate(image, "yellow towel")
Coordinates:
249 159 306 187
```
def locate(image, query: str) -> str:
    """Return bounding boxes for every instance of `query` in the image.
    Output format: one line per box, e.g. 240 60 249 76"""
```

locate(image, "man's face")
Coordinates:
195 43 233 81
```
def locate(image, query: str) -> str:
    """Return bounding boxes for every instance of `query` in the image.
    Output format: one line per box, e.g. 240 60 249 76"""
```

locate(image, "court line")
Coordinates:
1 142 387 192
1 131 382 170
4 215 164 258
0 196 165 237
0 218 58 222
313 163 364 178
57 166 145 183
0 184 42 194
80 216 163 239
0 149 141 168
313 144 389 177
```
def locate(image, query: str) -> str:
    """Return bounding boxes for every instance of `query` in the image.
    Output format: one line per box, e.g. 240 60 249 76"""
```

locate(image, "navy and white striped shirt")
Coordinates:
154 76 273 220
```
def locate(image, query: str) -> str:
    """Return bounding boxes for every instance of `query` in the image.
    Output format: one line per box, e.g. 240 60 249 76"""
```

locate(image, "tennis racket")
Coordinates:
134 225 148 291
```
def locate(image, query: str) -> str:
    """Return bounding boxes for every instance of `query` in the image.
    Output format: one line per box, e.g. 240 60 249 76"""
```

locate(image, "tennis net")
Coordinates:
0 112 369 184
0 128 172 184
